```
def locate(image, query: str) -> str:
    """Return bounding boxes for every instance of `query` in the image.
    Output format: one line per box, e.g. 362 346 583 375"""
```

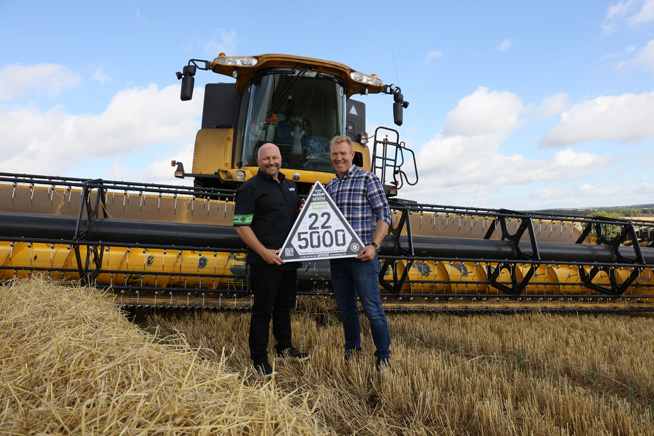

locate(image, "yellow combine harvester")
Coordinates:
1 53 653 311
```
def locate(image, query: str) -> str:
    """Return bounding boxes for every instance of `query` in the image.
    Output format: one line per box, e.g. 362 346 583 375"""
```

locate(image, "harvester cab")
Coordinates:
174 54 416 196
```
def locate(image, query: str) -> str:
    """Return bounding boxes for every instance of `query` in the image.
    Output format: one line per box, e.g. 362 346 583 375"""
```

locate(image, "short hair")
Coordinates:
329 135 352 151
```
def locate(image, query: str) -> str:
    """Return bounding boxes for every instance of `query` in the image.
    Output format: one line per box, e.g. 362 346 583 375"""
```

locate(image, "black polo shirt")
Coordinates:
233 169 301 269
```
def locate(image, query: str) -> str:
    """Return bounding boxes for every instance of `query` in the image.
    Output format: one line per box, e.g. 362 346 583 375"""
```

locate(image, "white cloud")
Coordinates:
413 135 611 187
540 91 654 148
425 50 443 65
107 143 195 184
204 29 237 57
497 38 511 52
404 136 613 207
399 88 614 207
0 64 81 101
629 0 654 24
92 67 111 85
442 86 526 136
630 40 654 74
610 40 654 75
144 145 195 183
0 84 203 178
603 0 635 32
536 93 570 120
603 0 654 32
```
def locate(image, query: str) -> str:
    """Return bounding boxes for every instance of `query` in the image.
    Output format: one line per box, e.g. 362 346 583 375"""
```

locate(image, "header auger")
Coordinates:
1 53 653 312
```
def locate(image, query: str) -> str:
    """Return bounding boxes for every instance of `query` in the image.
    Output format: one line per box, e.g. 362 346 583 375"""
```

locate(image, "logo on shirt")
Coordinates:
233 214 253 225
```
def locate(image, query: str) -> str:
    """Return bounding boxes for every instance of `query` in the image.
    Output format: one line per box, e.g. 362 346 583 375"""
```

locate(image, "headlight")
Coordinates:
350 71 383 87
235 170 246 181
213 56 258 67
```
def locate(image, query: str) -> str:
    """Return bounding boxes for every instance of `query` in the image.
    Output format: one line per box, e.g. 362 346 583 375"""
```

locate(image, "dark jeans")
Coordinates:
329 255 390 359
249 262 298 364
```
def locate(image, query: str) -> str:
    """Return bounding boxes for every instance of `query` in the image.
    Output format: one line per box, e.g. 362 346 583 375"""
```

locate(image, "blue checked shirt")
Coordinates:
326 165 392 245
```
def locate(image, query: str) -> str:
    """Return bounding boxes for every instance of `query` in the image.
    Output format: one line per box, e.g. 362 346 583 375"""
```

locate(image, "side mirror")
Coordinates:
177 65 197 101
393 100 404 126
382 84 410 127
393 92 409 126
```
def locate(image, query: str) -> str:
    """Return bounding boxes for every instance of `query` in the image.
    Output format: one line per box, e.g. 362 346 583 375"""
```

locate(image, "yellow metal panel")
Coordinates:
192 128 234 175
353 142 371 172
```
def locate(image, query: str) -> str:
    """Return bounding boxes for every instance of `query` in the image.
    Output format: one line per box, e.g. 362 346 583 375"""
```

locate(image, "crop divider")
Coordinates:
576 217 645 295
484 210 541 295
72 180 108 285
380 204 414 294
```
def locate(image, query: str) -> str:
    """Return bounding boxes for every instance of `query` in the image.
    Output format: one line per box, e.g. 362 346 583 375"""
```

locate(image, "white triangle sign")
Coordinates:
280 181 364 261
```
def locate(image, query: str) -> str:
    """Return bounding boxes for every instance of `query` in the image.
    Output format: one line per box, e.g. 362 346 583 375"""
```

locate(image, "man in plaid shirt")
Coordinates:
326 135 391 369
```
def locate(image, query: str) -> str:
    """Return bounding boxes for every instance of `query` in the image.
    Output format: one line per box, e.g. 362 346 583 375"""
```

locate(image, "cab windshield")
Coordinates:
234 69 346 173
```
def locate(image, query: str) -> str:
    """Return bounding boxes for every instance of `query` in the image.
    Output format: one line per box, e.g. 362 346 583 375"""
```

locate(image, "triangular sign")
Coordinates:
349 105 358 116
280 181 364 261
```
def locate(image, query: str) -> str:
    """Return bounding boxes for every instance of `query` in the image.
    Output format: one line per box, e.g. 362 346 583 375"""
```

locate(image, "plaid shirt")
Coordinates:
326 165 392 245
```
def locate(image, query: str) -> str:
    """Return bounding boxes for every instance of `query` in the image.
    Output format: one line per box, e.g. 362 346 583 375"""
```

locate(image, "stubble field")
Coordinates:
3 278 654 435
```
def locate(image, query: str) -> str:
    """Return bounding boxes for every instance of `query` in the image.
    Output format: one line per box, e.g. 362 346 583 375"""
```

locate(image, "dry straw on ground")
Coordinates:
0 278 328 435
4 276 654 435
147 304 654 435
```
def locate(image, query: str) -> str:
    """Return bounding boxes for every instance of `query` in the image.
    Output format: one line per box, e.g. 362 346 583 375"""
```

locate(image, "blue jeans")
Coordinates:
329 255 390 359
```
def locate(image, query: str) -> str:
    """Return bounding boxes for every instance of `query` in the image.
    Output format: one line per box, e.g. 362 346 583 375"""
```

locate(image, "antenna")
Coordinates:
391 51 401 87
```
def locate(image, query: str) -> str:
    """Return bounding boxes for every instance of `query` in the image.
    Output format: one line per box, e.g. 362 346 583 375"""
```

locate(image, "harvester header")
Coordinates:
0 52 652 313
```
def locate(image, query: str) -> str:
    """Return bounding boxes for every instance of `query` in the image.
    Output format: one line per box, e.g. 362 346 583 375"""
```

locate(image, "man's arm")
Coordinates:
355 173 391 261
356 220 389 261
234 226 285 265
372 219 389 247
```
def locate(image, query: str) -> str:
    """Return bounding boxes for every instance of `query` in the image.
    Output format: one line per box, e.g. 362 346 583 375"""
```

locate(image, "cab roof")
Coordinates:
209 53 384 97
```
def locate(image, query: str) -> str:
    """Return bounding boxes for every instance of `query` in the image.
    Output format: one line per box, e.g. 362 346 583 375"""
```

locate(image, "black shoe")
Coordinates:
375 356 390 371
254 361 276 377
277 347 310 361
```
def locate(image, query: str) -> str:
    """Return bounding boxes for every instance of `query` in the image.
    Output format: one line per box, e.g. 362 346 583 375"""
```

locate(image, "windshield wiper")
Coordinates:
269 66 311 115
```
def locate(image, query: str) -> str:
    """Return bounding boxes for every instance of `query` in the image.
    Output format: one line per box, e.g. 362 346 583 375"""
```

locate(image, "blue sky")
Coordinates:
1 0 653 210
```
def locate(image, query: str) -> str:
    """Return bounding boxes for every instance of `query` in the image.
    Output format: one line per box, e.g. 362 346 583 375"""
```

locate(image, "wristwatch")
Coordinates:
370 242 381 253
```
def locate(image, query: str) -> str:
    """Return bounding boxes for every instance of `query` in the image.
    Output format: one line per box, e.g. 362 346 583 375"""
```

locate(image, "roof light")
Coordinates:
350 71 383 87
213 56 258 67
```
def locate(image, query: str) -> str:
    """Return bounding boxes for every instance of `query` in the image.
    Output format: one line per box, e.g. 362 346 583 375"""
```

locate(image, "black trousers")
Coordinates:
248 262 298 364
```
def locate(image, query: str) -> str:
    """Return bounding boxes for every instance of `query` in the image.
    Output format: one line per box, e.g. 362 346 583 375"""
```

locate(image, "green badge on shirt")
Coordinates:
233 214 253 225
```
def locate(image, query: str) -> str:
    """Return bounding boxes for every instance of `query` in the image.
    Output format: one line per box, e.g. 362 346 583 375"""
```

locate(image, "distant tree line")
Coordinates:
528 205 654 218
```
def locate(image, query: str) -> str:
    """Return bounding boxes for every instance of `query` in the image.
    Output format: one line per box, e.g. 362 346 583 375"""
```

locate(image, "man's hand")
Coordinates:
355 220 388 262
356 244 377 261
261 248 284 265
234 226 285 265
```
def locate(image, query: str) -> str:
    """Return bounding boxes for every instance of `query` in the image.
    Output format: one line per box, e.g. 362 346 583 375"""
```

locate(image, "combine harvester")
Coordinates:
1 53 653 312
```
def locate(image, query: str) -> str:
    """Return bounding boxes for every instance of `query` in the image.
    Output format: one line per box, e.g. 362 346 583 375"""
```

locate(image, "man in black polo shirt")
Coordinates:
233 142 309 377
